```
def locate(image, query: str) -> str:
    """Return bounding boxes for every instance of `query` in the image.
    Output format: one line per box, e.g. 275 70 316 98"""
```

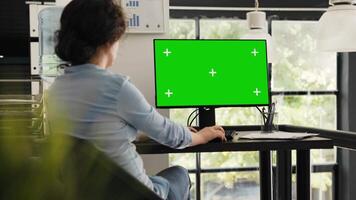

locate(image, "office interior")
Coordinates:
1 0 356 200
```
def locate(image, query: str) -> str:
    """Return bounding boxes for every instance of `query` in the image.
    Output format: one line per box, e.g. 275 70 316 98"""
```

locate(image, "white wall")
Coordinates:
113 35 164 108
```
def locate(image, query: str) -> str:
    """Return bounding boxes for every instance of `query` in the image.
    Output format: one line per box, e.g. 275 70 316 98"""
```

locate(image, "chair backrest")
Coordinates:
59 136 163 200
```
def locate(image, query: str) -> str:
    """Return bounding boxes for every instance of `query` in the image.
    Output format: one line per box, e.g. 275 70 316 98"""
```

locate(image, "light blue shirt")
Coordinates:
46 63 192 199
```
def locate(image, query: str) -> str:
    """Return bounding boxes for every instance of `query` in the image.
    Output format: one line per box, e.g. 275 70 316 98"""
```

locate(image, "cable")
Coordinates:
187 109 197 126
255 0 260 11
256 106 268 121
187 109 199 126
189 112 200 127
256 106 263 115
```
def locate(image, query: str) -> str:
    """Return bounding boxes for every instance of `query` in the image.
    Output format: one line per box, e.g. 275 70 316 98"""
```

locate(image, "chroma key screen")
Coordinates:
153 39 270 108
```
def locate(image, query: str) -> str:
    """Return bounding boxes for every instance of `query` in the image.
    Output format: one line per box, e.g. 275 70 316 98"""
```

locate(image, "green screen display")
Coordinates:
154 39 270 108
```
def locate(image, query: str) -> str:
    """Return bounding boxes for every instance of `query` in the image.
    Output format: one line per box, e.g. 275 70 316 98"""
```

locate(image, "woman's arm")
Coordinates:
117 79 226 148
117 80 191 148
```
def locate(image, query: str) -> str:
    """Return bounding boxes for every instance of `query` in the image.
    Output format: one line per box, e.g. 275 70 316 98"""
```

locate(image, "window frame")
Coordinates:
168 7 339 200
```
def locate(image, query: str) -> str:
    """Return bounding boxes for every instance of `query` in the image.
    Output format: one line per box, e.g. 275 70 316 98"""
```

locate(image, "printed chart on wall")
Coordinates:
121 0 166 33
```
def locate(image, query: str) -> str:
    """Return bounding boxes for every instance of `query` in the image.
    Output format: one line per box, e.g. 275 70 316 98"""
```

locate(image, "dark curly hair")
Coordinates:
55 0 126 66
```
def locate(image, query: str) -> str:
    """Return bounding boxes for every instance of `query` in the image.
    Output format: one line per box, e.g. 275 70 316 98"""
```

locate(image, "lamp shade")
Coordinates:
242 11 274 63
247 11 267 29
317 4 356 52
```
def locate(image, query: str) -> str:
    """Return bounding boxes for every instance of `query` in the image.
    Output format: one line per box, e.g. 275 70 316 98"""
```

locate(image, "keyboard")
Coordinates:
191 127 238 143
209 129 238 143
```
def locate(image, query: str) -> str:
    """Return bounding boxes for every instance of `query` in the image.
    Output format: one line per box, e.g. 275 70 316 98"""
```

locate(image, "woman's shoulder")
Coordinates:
58 64 130 90
103 70 130 86
73 64 130 87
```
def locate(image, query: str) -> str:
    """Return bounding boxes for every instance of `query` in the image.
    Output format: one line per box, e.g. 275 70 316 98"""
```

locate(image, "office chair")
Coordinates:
57 135 163 200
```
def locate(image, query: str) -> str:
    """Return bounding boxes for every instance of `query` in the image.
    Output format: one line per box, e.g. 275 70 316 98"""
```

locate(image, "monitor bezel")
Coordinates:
153 39 271 109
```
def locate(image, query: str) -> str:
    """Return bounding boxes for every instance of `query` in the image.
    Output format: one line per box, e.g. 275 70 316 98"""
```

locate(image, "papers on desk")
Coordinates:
238 131 318 140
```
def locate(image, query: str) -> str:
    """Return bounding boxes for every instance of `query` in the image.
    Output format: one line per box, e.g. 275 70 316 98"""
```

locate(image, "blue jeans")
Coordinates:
157 166 191 200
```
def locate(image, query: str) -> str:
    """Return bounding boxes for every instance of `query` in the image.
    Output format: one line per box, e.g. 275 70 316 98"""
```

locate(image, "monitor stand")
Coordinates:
198 107 216 129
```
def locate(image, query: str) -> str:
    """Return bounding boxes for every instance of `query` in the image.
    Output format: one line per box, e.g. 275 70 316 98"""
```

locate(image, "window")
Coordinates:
169 19 196 39
271 21 337 168
200 19 248 39
271 21 337 91
201 171 260 200
168 17 337 200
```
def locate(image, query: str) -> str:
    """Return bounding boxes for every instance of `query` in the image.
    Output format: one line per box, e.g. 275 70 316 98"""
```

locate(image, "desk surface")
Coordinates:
135 126 335 200
135 130 333 154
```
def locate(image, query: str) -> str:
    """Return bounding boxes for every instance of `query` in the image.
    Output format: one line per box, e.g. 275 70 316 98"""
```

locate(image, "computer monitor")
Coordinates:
153 39 270 109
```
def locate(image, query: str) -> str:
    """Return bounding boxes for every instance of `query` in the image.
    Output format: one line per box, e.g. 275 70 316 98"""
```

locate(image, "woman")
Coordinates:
46 0 226 199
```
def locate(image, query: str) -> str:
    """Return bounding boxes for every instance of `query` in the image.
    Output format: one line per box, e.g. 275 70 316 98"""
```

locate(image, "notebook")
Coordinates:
238 131 318 140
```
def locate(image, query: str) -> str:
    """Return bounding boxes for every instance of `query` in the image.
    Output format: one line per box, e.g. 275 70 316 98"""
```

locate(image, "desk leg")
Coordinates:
196 153 201 200
297 149 310 200
259 151 272 200
276 150 292 200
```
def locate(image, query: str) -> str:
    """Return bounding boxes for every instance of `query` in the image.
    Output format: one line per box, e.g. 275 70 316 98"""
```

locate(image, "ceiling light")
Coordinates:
241 1 274 63
317 0 356 52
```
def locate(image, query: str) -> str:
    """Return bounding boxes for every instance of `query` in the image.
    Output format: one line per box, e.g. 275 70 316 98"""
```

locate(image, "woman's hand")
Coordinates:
190 126 226 146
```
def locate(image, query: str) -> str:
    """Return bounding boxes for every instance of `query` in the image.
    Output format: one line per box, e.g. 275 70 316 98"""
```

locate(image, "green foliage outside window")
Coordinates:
168 19 336 200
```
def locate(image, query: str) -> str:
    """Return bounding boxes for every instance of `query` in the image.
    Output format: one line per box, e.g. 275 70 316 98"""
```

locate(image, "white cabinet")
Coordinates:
29 4 51 38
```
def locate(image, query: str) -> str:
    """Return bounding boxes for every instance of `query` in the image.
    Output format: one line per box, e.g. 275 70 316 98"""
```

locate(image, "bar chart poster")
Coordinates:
128 14 140 27
121 0 167 33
